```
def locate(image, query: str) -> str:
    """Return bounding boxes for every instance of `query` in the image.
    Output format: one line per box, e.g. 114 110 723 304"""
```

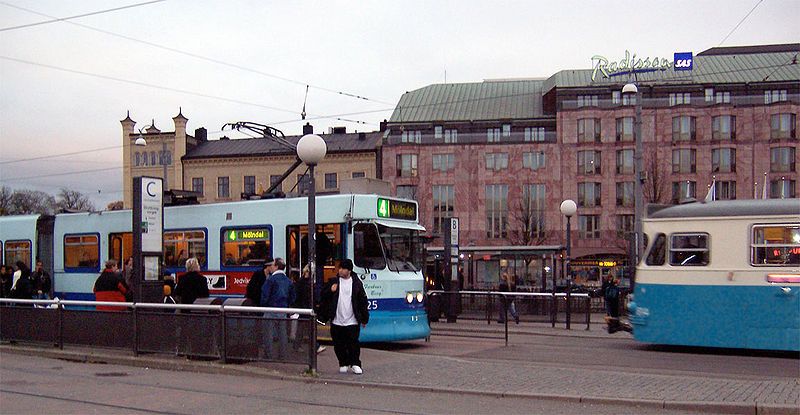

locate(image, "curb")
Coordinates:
2 344 797 415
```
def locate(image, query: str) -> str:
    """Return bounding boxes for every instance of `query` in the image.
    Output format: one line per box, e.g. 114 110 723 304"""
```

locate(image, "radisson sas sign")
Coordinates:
591 51 693 82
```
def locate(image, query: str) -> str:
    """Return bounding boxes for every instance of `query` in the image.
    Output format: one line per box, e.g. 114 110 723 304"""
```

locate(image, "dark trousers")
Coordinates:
330 324 361 367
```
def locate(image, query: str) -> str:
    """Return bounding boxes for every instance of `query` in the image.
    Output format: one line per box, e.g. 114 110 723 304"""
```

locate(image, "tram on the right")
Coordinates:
629 199 800 351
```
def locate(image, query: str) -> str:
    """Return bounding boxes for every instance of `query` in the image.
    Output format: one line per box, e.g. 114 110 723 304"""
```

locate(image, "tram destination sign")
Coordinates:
226 228 269 241
377 198 417 221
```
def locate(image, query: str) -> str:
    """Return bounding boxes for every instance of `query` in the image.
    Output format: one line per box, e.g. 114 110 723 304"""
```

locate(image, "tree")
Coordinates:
57 188 95 212
9 189 56 215
507 194 553 290
0 186 12 215
643 152 668 204
107 200 124 211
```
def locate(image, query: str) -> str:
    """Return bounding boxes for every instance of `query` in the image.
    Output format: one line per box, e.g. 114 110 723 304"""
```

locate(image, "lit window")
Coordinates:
751 224 800 266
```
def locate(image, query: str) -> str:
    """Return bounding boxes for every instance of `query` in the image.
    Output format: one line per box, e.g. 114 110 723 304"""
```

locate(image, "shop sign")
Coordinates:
591 50 673 81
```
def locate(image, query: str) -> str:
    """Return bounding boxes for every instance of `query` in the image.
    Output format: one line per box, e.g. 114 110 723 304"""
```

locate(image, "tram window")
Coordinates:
751 224 800 266
286 224 342 281
354 223 386 270
221 227 271 267
669 233 709 266
165 230 207 268
4 240 32 268
645 233 666 266
64 234 100 270
109 233 133 267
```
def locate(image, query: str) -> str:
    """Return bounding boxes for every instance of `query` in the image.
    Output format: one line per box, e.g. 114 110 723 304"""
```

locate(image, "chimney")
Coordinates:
194 127 207 141
358 132 366 141
302 123 313 135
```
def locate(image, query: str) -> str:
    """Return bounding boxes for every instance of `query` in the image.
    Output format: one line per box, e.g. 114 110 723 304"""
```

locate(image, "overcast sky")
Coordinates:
1 0 798 208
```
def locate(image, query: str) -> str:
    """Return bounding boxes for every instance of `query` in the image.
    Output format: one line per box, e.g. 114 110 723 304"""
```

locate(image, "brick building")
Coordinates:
382 43 799 290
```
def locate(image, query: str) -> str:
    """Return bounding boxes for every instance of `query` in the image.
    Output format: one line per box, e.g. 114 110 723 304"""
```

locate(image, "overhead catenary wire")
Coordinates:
718 0 764 46
0 0 165 32
0 1 394 106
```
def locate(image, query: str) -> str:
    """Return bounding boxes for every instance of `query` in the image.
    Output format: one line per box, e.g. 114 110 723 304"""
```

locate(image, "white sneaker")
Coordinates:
316 345 327 354
338 366 349 374
351 365 363 375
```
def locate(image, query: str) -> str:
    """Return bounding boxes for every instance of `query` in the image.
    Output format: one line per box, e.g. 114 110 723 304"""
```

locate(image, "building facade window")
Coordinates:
577 95 599 107
401 130 422 144
672 181 696 203
711 148 736 173
485 184 508 239
769 179 796 199
244 175 256 194
714 181 737 200
522 151 546 170
579 215 600 239
704 88 714 103
434 126 443 139
396 154 418 177
217 177 230 198
324 173 337 189
616 117 634 142
672 116 696 141
396 185 418 201
714 91 731 104
616 182 634 207
524 127 546 142
577 150 602 175
159 150 172 166
191 177 204 196
616 214 634 239
522 184 546 239
669 92 691 106
765 90 788 104
672 149 696 173
616 149 634 174
577 118 601 143
502 124 511 137
150 152 157 166
577 182 601 207
352 171 366 179
487 127 501 142
134 152 141 166
444 129 458 143
485 153 509 171
612 91 621 105
269 175 282 192
712 115 736 140
432 153 455 172
770 147 796 172
297 174 312 195
770 113 796 139
432 185 454 234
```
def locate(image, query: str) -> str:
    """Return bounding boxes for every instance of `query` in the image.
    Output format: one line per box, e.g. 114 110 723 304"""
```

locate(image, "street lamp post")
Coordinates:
623 83 644 283
560 199 577 330
297 133 327 373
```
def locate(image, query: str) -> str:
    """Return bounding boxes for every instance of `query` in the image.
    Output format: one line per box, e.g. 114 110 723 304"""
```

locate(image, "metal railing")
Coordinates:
426 290 592 345
0 298 317 372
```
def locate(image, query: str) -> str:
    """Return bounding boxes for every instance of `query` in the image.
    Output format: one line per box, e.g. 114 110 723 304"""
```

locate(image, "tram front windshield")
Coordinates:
378 224 424 272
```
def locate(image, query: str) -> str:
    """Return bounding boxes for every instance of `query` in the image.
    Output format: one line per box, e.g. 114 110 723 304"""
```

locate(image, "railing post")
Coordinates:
504 294 509 346
550 292 556 328
132 303 138 356
220 305 227 363
585 296 591 330
310 312 317 374
486 293 492 325
57 299 64 350
566 289 572 330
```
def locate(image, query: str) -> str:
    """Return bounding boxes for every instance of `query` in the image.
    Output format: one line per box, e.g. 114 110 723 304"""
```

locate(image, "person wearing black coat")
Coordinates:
11 261 34 300
174 258 209 305
318 259 369 374
245 259 273 305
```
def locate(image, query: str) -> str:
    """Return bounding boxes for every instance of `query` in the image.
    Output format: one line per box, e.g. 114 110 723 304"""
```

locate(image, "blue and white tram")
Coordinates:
629 199 800 351
0 194 430 342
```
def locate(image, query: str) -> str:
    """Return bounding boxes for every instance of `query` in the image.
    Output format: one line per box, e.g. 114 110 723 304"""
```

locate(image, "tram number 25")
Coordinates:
367 300 378 310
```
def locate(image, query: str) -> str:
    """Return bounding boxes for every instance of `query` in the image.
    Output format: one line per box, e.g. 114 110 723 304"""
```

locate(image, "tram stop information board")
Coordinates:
133 176 164 303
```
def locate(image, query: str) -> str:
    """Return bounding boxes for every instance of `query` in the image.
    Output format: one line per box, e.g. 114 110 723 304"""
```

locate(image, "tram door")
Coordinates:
109 232 133 267
286 224 344 285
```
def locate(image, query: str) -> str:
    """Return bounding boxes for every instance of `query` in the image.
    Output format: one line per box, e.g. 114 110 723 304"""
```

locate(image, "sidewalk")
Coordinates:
2 320 798 415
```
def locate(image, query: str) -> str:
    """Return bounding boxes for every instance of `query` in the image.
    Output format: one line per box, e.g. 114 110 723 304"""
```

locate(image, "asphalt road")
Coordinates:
1 353 703 415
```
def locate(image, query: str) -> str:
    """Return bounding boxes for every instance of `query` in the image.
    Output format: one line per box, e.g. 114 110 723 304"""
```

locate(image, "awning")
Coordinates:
373 219 426 231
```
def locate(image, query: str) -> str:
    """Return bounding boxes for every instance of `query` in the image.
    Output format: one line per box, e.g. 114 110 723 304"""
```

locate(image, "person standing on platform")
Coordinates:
32 260 51 300
93 260 127 311
260 258 294 359
174 258 209 305
246 258 273 305
319 259 369 375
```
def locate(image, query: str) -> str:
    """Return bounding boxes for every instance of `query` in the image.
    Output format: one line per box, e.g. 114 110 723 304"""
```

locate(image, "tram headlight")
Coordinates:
405 293 414 304
416 292 424 303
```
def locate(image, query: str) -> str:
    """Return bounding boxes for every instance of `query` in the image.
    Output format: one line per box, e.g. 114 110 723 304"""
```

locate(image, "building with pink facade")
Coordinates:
381 44 799 291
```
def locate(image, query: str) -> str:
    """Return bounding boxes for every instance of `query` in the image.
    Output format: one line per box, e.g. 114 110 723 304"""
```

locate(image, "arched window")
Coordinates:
150 152 157 165
142 152 148 166
165 150 172 165
135 152 140 166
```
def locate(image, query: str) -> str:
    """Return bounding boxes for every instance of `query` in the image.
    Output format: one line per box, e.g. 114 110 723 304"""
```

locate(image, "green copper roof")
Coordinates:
388 80 544 123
